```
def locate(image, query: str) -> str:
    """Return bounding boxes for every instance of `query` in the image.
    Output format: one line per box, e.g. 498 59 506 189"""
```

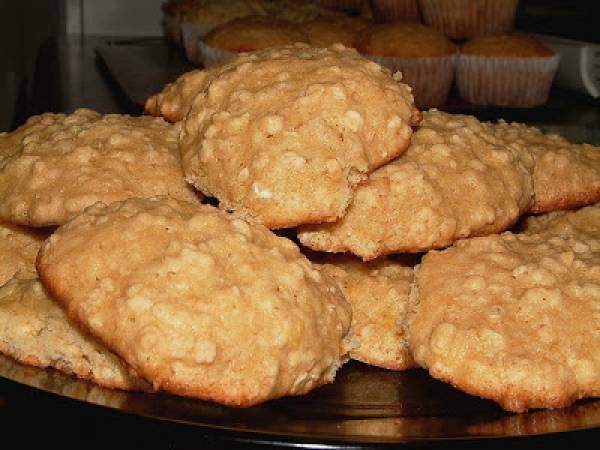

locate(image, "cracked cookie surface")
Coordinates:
315 255 416 370
299 110 534 259
180 44 419 228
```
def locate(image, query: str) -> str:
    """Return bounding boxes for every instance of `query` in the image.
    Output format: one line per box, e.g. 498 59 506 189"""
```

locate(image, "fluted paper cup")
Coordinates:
456 53 559 107
419 0 519 39
366 53 456 108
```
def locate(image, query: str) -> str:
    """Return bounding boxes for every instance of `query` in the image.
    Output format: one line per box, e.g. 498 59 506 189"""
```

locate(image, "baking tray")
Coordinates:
1 354 599 446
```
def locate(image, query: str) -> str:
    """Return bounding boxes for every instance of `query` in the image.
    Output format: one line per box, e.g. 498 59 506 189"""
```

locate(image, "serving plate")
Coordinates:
1 354 599 446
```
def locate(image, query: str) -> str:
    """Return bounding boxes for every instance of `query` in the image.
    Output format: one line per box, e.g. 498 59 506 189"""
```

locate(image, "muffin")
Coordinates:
163 0 215 45
315 0 367 14
457 33 559 107
266 0 345 23
371 0 420 23
418 0 519 39
356 23 456 108
302 16 370 48
179 0 269 62
180 0 268 32
199 16 309 67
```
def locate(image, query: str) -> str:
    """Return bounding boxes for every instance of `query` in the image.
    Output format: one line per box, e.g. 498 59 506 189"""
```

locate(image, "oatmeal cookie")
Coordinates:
0 109 198 226
523 203 600 237
0 221 47 286
0 273 146 390
299 110 534 259
37 197 352 407
410 231 600 412
145 69 210 123
315 255 416 370
180 44 419 228
492 121 600 213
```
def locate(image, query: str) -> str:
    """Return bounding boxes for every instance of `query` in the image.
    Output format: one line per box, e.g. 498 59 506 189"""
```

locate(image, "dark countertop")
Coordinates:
1 35 600 449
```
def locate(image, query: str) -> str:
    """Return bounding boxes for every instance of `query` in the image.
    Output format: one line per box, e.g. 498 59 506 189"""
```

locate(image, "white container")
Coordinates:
533 34 600 99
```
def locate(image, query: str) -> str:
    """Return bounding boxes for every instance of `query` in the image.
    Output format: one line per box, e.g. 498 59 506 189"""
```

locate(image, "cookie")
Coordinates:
0 273 146 390
299 110 534 259
492 121 600 213
145 69 210 123
523 203 600 237
315 255 416 370
180 44 420 228
410 231 600 412
0 109 199 227
37 197 352 407
0 221 47 286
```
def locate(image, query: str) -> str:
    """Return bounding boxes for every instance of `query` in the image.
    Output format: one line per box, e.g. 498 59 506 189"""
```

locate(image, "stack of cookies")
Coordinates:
2 43 600 413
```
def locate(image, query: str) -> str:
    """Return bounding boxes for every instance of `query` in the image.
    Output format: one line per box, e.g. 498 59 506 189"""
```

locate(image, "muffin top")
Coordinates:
461 34 555 58
179 0 268 27
356 23 456 58
302 15 370 48
266 0 344 23
203 15 309 52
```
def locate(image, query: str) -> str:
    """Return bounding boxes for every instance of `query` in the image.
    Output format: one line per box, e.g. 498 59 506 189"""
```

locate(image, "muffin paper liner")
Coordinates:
365 53 456 108
182 23 216 65
198 41 238 68
418 0 519 39
372 0 420 23
456 54 560 107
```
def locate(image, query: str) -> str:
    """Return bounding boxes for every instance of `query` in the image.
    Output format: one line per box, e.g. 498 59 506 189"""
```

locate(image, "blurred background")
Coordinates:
0 0 598 132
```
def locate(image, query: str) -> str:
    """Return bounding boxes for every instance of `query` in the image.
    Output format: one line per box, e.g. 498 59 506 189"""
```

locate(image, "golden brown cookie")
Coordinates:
0 221 47 286
145 69 209 122
315 255 416 370
0 109 199 227
410 231 600 412
37 197 352 407
180 44 420 229
522 203 600 238
0 273 146 390
492 121 600 213
299 110 534 259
